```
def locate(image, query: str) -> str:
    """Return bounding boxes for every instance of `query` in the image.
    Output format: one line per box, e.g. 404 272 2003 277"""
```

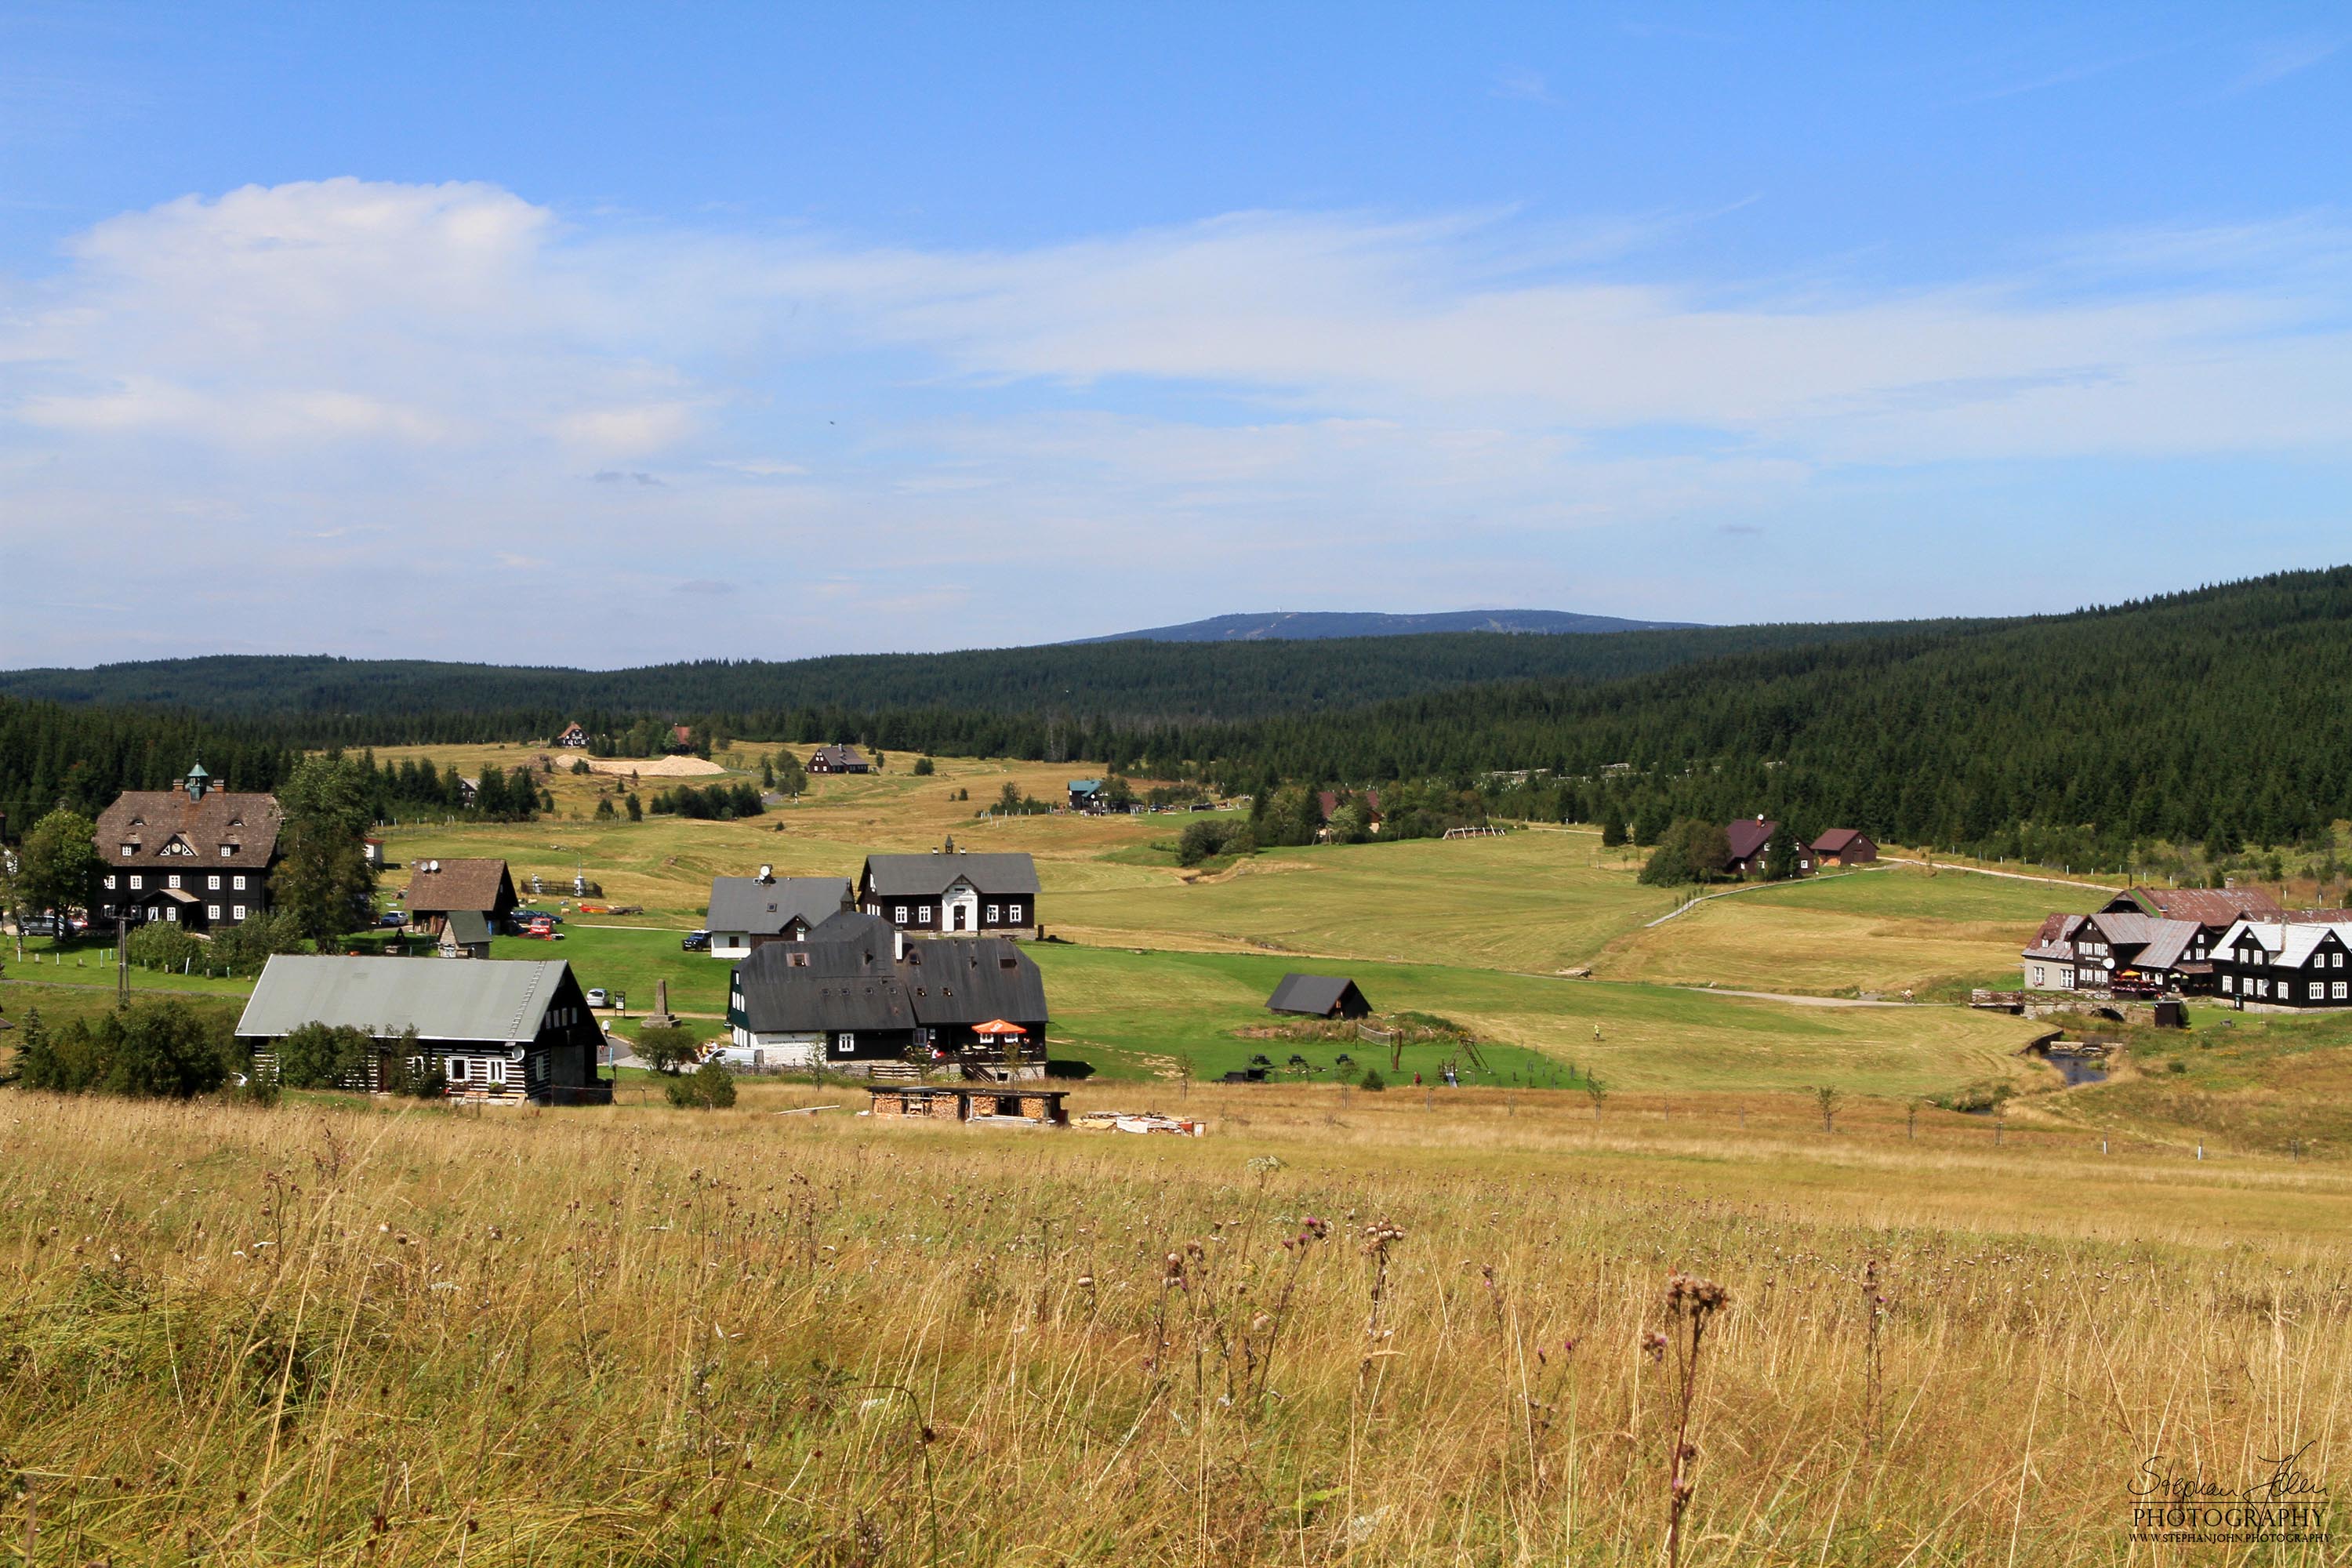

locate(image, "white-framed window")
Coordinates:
2258 978 2270 996
2311 981 2326 1000
448 1058 469 1082
104 875 116 890
168 874 181 889
165 906 178 922
1008 902 1023 924
833 1032 855 1055
120 844 136 858
219 844 235 858
2031 965 2045 987
208 875 220 890
985 904 1000 924
233 876 246 891
2335 982 2349 1000
894 904 907 924
233 905 246 920
919 906 933 924
484 1058 507 1084
129 874 143 890
207 904 220 919
2221 974 2235 993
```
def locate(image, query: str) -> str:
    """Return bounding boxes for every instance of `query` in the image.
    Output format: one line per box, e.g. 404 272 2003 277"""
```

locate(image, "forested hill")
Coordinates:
1067 608 1701 641
0 615 1965 740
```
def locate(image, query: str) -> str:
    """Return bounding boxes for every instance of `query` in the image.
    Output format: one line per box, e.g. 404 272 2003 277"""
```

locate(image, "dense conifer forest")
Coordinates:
5 568 2350 869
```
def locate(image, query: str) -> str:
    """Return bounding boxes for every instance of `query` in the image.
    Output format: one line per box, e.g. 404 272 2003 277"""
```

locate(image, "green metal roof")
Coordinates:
236 954 572 1044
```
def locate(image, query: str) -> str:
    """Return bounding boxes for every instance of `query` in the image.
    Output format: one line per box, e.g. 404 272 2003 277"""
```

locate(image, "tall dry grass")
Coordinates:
1 1087 2346 1564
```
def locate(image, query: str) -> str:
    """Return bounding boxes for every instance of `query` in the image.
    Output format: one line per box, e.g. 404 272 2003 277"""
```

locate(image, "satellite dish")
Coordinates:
506 1046 525 1062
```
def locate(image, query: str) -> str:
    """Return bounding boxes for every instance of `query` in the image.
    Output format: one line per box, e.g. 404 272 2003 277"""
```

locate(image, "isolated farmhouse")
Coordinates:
93 766 281 932
808 743 871 775
237 955 608 1104
1265 973 1373 1019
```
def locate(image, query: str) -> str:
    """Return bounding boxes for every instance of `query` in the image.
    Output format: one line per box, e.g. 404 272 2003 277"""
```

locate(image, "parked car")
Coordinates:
520 925 564 941
681 929 712 952
376 912 405 927
586 987 610 1008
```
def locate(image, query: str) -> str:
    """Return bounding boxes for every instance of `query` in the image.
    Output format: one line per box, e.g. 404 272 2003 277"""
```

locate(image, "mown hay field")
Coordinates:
2 1088 2346 1565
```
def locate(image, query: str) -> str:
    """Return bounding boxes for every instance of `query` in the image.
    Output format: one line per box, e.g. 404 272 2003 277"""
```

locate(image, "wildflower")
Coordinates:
1642 1330 1668 1362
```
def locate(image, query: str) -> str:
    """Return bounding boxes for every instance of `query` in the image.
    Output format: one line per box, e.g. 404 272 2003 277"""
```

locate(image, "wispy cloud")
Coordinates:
1490 68 1559 107
2220 32 2347 96
3 177 2350 664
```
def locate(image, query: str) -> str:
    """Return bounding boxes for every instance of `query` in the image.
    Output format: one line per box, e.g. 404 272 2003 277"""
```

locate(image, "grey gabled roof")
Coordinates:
237 955 575 1043
902 938 1049 1026
1265 973 1365 1015
862 852 1040 898
732 934 1047 1034
441 909 492 946
807 909 898 949
706 875 853 936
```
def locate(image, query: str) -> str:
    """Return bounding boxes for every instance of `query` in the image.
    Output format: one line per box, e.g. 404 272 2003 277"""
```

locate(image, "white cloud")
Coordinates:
2 177 2350 664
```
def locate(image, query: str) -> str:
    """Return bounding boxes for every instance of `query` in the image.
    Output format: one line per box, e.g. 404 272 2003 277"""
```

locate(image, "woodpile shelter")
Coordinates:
866 1085 1069 1126
93 766 281 933
1265 973 1373 1019
235 955 609 1105
403 858 519 935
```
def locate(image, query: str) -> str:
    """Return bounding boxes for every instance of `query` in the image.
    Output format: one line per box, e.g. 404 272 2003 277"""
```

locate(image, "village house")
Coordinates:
1265 973 1373 1019
808 743 871 775
2211 916 2352 1008
554 723 590 748
403 858 519 936
702 868 855 958
726 912 1050 1073
858 848 1040 938
1810 829 1878 866
1067 779 1103 812
236 955 609 1104
437 909 494 959
93 766 281 932
1722 817 1809 877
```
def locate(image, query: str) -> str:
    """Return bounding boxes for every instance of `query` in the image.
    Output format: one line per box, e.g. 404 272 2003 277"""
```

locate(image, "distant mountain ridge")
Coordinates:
1070 609 1701 643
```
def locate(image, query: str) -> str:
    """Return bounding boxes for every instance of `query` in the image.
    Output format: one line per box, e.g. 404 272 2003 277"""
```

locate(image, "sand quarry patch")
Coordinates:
586 756 727 778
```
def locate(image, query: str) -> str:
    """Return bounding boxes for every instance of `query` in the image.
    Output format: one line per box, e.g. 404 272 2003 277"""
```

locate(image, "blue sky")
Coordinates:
2 2 2349 666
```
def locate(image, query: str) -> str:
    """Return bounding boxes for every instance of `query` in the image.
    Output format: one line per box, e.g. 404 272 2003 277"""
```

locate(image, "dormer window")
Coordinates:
220 844 238 857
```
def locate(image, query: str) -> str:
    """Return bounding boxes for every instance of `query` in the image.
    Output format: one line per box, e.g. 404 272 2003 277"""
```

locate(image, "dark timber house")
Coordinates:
2212 917 2352 1009
236 955 609 1104
93 766 281 932
1265 974 1373 1019
403 858 519 935
726 910 1050 1074
703 869 855 960
858 850 1041 938
808 743 871 775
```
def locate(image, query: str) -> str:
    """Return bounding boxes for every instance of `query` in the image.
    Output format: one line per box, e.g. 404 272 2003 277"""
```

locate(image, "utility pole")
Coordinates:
115 914 129 1004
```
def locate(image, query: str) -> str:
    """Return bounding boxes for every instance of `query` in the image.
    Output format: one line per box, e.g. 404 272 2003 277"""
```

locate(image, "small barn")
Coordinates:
1811 829 1878 866
437 908 493 959
1265 973 1373 1020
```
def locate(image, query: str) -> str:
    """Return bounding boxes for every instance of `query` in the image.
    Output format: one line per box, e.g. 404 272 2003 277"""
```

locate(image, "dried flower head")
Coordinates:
1664 1272 1728 1318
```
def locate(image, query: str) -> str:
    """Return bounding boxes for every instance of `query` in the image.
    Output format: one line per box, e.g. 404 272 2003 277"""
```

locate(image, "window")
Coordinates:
2221 975 2234 993
894 905 907 924
120 844 136 858
165 906 178 922
208 875 220 890
220 844 236 857
2336 982 2348 1000
129 874 143 890
104 875 116 890
919 906 933 924
168 874 181 890
484 1058 507 1084
833 1032 856 1055
232 876 246 891
1008 902 1023 924
207 904 220 920
2258 978 2270 996
2031 965 2045 987
448 1058 469 1082
233 906 246 920
2310 981 2325 1000
986 904 1000 924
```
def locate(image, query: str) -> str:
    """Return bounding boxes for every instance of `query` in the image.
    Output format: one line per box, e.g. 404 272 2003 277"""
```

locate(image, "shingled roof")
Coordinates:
403 858 517 915
706 875 852 935
861 852 1040 898
94 779 282 870
2110 886 2283 926
732 933 1047 1033
1724 819 1776 863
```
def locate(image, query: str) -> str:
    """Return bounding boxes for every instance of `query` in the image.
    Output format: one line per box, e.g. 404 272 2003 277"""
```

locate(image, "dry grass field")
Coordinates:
2 1087 2345 1565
